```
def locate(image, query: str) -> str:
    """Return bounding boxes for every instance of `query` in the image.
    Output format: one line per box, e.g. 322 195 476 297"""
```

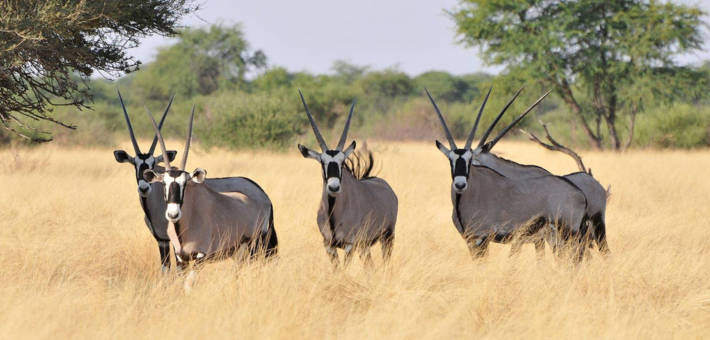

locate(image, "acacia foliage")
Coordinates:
0 0 199 142
450 0 708 150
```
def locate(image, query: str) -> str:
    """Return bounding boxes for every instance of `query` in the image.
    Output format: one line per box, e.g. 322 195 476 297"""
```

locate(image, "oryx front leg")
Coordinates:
184 252 206 294
325 243 339 268
343 244 355 268
159 241 171 274
467 237 489 260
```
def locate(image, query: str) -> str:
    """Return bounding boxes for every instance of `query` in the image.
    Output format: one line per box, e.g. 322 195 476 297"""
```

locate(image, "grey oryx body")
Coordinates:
143 105 278 271
468 101 609 255
474 153 608 255
427 88 590 260
298 91 398 267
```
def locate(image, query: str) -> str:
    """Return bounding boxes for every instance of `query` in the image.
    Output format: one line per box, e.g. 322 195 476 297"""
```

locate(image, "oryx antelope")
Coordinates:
518 123 610 255
113 89 178 272
142 105 278 274
297 91 398 268
453 87 609 256
426 88 590 260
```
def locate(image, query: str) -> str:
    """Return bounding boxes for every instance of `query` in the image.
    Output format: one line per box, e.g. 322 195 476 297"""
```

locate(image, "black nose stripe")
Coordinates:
454 158 468 177
326 162 340 179
168 182 182 203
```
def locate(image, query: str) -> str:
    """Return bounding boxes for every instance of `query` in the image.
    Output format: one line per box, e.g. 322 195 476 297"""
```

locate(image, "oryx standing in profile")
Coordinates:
142 105 278 275
426 89 590 260
451 87 610 256
297 91 398 268
113 89 178 272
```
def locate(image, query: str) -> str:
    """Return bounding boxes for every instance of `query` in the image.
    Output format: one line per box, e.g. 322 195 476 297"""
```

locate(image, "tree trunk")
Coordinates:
604 113 620 150
605 89 621 151
557 79 603 150
623 103 638 150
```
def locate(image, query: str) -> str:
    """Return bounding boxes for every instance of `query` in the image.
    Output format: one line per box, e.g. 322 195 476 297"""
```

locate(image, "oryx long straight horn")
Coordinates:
477 85 526 147
464 86 492 150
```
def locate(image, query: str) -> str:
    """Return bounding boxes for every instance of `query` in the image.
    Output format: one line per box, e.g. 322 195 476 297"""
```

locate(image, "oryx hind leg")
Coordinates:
591 213 610 256
534 237 546 259
254 205 279 259
509 240 523 258
380 229 394 264
358 247 374 269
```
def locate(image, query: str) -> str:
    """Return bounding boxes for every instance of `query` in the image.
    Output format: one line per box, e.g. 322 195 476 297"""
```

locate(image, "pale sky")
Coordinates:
127 0 710 77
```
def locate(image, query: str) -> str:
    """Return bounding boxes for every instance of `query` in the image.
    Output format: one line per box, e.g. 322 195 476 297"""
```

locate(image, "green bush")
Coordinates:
634 103 710 149
197 93 303 150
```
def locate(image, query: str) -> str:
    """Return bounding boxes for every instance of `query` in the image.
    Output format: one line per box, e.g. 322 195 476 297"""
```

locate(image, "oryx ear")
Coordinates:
435 140 450 156
114 150 134 164
143 169 162 183
480 142 492 154
343 141 356 158
191 168 207 183
156 150 178 163
298 144 320 160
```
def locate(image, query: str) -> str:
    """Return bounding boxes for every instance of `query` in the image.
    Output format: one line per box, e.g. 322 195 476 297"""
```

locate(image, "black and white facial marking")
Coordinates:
298 141 356 197
144 167 206 223
114 150 177 197
436 141 476 194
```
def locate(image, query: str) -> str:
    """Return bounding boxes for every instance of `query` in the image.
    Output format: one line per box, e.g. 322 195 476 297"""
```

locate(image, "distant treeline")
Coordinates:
5 23 709 150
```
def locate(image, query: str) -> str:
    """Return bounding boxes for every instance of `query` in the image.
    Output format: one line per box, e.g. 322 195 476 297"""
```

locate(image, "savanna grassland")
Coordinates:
0 141 709 339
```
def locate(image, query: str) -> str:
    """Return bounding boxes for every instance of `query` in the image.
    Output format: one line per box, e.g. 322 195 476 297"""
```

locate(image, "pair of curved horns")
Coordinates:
427 86 550 152
117 87 175 155
146 104 196 171
299 90 356 152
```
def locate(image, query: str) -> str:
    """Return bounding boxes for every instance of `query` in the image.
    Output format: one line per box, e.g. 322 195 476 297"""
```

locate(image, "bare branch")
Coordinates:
519 121 589 174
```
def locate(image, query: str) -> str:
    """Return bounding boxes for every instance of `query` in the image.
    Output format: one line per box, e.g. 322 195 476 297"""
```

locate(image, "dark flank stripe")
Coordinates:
327 195 337 245
455 193 464 234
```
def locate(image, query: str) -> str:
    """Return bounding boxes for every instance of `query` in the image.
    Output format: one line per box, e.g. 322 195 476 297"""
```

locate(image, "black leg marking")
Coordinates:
591 213 610 255
264 203 279 258
159 242 171 270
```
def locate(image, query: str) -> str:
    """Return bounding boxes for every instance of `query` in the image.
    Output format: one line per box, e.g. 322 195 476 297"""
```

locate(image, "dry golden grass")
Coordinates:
0 141 709 339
